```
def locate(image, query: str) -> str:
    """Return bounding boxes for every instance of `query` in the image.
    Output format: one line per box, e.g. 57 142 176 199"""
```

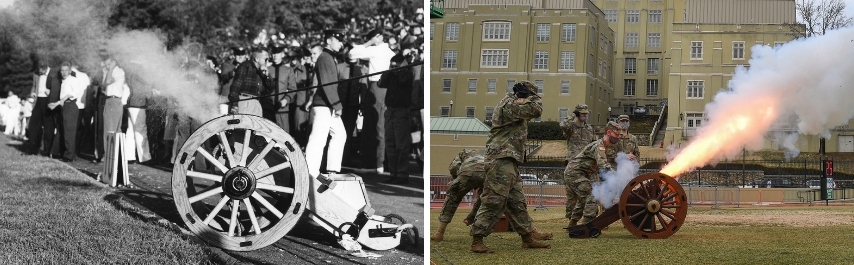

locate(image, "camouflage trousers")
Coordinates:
564 170 599 221
470 158 533 237
438 174 483 224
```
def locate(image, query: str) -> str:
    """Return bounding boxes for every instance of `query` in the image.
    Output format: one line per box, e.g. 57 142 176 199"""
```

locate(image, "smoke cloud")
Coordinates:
592 152 640 209
7 0 222 122
662 27 854 177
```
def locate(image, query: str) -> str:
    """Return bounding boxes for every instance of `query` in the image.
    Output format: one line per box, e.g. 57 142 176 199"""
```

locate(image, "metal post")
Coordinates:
534 181 548 211
712 186 720 209
736 187 740 208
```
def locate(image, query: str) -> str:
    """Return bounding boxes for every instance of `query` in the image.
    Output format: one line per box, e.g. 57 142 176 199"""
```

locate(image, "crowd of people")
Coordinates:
6 6 425 185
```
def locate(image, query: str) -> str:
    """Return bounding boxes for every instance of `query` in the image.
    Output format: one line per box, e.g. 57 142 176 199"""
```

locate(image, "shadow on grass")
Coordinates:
24 176 104 191
102 189 184 228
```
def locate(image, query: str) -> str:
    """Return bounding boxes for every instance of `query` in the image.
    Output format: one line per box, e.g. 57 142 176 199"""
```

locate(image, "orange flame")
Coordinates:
660 97 781 178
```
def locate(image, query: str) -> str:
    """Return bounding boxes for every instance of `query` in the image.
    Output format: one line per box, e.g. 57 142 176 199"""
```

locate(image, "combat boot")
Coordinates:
431 222 448 241
578 216 593 225
520 233 550 249
567 219 578 228
531 226 553 240
470 236 495 253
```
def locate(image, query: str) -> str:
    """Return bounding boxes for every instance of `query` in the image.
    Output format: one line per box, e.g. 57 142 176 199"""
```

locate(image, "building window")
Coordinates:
605 10 618 23
481 49 509 67
466 107 475 118
626 32 639 48
590 27 596 47
686 113 704 128
561 80 570 95
588 54 594 73
468 79 477 93
442 50 457 69
533 51 548 70
442 79 451 93
648 33 661 48
561 23 577 42
647 58 659 74
485 107 495 121
559 108 569 120
446 23 459 41
691 41 703 59
646 79 658 96
627 10 640 23
534 80 544 94
487 79 496 93
649 10 662 23
440 106 450 117
483 22 511 40
589 84 593 98
506 79 515 93
536 23 550 42
624 104 634 114
624 79 636 96
430 23 434 40
625 58 636 74
687 80 704 98
775 41 785 48
733 41 745 59
560 51 575 70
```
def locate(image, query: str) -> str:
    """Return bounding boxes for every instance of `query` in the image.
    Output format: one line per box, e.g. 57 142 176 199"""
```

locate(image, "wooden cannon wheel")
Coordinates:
617 172 688 239
172 114 309 251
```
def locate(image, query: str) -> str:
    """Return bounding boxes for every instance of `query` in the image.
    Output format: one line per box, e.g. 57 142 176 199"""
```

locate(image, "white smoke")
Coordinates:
664 27 854 176
592 152 640 209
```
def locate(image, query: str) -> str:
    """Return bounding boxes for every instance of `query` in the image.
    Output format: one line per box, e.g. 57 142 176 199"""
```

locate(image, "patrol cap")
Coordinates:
324 28 348 42
365 28 384 39
270 45 286 55
517 80 538 94
605 121 620 132
575 104 589 114
618 115 630 121
232 47 247 56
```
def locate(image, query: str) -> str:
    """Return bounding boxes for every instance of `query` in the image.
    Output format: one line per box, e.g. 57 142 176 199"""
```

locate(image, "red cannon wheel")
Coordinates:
617 172 688 239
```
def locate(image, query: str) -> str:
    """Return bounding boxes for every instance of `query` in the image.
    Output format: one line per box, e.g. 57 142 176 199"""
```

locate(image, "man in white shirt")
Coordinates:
49 62 88 161
102 55 126 155
349 28 395 173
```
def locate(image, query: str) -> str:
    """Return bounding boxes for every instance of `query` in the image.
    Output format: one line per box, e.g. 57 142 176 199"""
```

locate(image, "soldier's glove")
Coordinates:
513 83 534 99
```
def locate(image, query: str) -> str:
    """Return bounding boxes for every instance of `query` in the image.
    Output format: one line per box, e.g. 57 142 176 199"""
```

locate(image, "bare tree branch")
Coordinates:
792 0 853 38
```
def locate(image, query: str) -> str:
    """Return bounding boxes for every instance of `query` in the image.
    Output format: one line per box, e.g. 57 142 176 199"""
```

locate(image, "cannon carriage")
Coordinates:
171 114 413 251
567 172 689 239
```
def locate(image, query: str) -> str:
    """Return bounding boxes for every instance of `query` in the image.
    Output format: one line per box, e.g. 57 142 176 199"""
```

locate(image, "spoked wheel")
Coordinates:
618 173 688 239
172 114 309 251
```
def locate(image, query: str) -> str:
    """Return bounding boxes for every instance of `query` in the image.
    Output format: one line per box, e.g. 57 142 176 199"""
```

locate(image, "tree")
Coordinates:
788 0 853 38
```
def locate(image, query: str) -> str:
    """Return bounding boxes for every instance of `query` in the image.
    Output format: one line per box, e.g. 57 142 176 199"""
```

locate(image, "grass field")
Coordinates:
0 139 213 264
429 206 854 265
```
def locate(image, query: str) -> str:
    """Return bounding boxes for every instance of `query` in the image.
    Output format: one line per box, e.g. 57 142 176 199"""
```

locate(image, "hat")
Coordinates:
270 45 285 54
232 47 247 56
516 80 538 94
324 28 347 42
605 121 620 132
365 28 384 39
575 104 590 114
618 115 630 121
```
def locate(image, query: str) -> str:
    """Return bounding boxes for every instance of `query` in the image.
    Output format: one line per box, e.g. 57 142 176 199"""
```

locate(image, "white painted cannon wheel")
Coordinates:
172 114 309 251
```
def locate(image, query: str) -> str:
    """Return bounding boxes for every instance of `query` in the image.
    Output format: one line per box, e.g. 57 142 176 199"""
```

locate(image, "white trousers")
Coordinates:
305 106 346 177
124 108 151 162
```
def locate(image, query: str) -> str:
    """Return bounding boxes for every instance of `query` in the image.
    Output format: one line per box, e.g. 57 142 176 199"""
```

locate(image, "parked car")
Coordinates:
521 174 540 185
756 178 801 188
806 179 837 189
679 180 715 187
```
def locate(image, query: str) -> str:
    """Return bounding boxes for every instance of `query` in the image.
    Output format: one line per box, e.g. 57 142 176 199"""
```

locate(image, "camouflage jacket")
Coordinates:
485 93 543 162
448 151 487 184
566 137 615 176
603 133 641 168
560 114 595 160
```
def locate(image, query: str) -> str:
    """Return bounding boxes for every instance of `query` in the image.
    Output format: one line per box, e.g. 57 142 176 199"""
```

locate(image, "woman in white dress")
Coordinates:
3 92 21 135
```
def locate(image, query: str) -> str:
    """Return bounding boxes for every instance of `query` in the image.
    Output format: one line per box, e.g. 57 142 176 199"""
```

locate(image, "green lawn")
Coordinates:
429 207 854 265
0 140 213 264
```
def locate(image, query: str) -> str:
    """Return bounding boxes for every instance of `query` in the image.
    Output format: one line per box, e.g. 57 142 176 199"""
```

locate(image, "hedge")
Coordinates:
527 121 564 140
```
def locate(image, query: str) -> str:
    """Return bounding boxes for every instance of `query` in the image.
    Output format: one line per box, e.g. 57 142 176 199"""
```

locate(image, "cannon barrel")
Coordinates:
566 172 688 239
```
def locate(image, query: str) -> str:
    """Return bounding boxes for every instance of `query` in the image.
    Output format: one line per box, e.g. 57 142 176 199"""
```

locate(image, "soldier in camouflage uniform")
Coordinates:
560 104 595 160
559 104 595 220
616 115 640 159
469 81 549 253
431 149 552 242
564 121 622 226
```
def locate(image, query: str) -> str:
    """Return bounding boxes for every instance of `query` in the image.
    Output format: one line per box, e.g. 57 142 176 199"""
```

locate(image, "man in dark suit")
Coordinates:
26 62 54 155
266 45 298 133
338 49 368 165
39 61 63 157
